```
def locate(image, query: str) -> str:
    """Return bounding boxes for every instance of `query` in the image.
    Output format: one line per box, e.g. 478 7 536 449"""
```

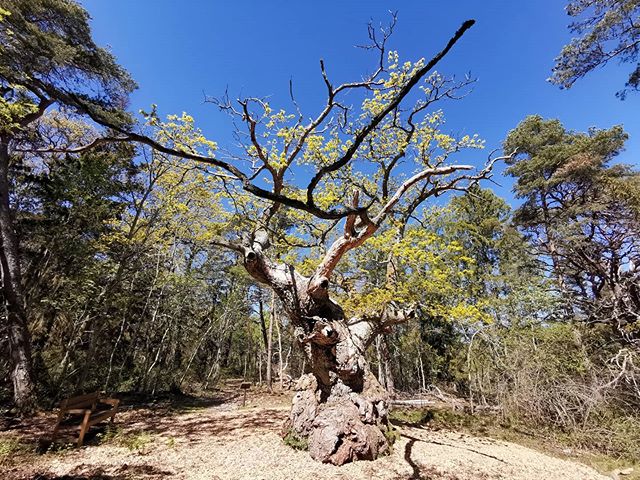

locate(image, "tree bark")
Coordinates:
0 136 36 411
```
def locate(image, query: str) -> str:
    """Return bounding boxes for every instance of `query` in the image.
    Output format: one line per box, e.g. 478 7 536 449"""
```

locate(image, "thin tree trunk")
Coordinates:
178 317 217 387
275 301 284 389
0 137 36 410
397 341 405 391
144 325 169 392
266 292 275 391
243 354 247 379
220 329 233 368
381 236 398 396
540 192 574 318
258 294 268 349
204 346 222 390
381 335 395 395
104 274 137 391
418 348 426 392
375 335 386 389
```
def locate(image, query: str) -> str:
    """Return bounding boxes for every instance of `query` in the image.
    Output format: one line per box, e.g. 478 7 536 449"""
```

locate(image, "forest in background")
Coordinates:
1 0 639 464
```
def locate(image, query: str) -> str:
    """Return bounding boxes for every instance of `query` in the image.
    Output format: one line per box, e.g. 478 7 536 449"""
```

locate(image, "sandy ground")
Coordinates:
0 390 612 480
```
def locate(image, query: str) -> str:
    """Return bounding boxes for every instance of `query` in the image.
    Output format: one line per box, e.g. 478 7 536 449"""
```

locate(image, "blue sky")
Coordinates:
81 0 639 205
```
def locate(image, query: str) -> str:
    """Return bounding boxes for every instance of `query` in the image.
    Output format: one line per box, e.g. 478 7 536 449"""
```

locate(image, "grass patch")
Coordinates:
383 424 400 444
584 454 638 480
389 407 474 430
0 438 33 458
283 430 308 451
118 432 154 451
0 437 40 468
97 426 154 452
389 407 434 426
96 423 122 443
43 441 76 454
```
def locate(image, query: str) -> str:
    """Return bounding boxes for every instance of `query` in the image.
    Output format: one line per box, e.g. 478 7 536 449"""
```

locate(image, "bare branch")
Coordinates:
14 135 130 154
344 189 360 238
374 164 474 225
348 302 417 351
66 98 374 220
211 239 244 254
310 216 378 291
305 19 476 208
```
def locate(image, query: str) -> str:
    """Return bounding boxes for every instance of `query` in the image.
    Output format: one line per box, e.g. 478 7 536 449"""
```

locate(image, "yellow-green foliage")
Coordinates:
341 206 488 326
134 51 485 253
0 91 37 133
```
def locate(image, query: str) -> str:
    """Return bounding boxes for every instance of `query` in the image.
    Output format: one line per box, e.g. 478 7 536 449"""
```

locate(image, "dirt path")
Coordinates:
1 393 612 480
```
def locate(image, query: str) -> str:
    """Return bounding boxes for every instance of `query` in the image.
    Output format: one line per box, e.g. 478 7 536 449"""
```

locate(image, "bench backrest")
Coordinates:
60 391 100 410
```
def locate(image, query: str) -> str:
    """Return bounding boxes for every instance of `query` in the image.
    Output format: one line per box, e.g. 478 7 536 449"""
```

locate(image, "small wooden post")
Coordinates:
240 382 251 407
78 409 92 447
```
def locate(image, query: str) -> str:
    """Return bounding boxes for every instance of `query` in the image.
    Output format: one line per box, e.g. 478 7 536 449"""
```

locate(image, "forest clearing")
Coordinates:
0 382 632 480
1 0 640 479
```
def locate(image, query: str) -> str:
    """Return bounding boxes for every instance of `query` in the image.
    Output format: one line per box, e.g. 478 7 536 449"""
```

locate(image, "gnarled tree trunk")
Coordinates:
236 219 414 465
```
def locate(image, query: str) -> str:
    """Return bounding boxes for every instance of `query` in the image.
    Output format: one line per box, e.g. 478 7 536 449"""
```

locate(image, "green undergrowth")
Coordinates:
97 425 154 452
389 406 639 479
283 430 309 451
0 438 34 459
382 423 401 445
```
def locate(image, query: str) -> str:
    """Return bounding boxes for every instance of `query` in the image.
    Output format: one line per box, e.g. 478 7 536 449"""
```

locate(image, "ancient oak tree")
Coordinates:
60 17 510 464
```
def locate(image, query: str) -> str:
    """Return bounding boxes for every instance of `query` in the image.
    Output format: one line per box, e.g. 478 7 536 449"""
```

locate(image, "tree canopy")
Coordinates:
551 0 640 98
505 115 640 344
0 0 135 126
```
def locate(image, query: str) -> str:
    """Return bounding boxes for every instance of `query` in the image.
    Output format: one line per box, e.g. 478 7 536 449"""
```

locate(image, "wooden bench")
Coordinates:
51 392 120 447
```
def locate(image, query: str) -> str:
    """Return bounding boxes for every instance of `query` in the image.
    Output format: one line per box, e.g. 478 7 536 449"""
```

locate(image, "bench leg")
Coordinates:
51 411 63 441
78 410 91 447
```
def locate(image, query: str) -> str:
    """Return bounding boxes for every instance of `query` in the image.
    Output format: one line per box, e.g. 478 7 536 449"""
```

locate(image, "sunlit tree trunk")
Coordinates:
233 223 415 465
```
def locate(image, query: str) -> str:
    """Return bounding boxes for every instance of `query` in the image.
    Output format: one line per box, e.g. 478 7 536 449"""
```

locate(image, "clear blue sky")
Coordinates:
81 0 639 205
